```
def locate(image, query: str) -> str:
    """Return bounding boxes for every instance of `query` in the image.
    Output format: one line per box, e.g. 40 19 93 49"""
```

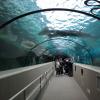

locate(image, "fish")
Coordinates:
39 27 98 38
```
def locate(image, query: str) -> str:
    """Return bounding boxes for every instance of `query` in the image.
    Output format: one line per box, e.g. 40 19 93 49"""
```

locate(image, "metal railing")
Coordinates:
9 67 54 100
0 62 54 100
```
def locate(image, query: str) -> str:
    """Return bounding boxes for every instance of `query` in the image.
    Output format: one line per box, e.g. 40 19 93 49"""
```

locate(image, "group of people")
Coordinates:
55 58 73 77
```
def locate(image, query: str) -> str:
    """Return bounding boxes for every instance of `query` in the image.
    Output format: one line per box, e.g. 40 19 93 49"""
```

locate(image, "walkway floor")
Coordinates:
36 74 88 100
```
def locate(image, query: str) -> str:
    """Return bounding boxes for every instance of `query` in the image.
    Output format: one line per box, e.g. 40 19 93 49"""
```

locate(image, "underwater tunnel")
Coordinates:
0 0 100 100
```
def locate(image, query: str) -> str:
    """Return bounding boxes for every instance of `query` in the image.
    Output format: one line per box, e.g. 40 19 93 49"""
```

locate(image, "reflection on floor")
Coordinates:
36 74 88 100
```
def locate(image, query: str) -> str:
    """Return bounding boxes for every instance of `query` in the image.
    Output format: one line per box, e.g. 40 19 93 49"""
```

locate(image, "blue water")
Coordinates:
0 0 100 70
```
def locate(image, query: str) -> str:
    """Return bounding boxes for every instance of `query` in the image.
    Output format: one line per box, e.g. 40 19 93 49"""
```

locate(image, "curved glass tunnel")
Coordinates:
0 0 100 70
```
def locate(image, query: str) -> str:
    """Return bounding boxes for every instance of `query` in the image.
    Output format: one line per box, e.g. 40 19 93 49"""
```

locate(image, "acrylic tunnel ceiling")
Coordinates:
0 0 100 66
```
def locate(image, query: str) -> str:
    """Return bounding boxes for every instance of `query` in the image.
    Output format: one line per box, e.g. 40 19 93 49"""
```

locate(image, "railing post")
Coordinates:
23 90 26 100
40 76 42 91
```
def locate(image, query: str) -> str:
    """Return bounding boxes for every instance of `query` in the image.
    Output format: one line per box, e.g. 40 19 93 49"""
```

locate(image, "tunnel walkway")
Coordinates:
36 74 88 100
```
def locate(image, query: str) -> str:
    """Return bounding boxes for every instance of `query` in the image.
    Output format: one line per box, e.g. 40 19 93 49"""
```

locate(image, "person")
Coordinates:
63 58 69 74
55 59 60 75
59 58 64 74
67 59 73 77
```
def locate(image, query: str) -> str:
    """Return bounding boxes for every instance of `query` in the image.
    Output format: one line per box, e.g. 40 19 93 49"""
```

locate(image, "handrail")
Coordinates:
0 62 54 100
9 66 53 100
74 63 100 73
0 62 52 79
9 74 42 100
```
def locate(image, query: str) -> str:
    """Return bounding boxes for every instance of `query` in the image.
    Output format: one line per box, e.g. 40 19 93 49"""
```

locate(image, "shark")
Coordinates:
39 27 98 38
